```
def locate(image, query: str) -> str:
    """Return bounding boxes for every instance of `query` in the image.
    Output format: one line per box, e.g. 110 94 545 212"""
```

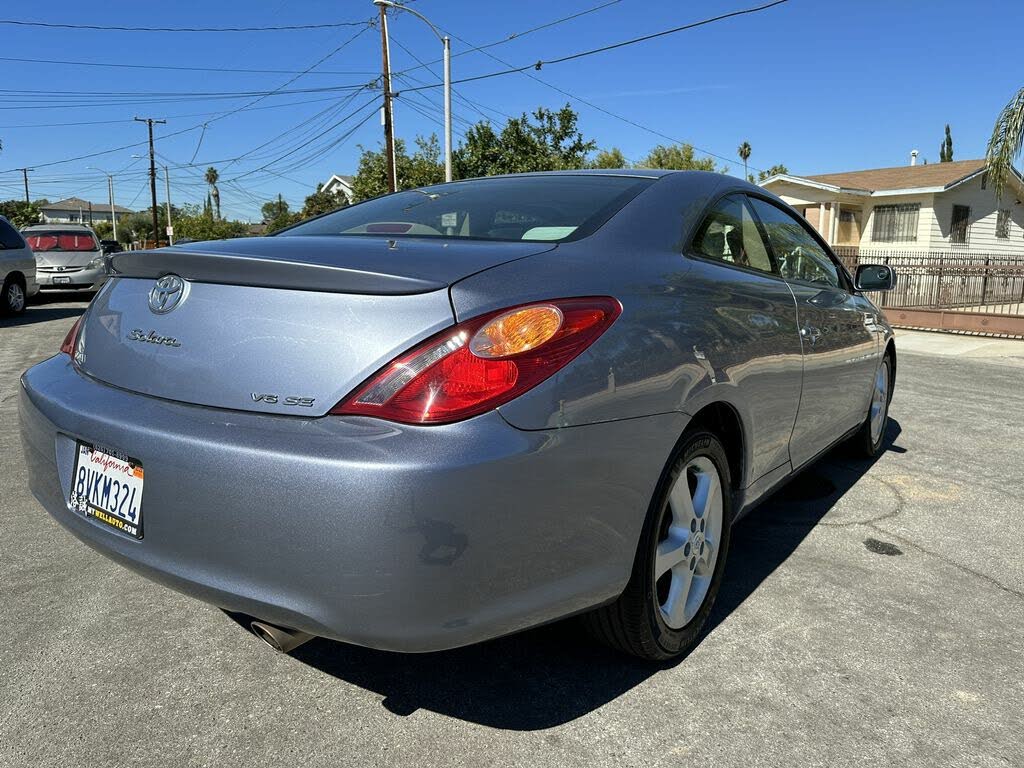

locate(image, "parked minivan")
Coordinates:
21 224 108 294
0 215 38 315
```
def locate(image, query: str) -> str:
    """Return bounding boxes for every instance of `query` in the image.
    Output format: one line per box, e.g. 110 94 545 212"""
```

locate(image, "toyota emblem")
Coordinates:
148 274 189 314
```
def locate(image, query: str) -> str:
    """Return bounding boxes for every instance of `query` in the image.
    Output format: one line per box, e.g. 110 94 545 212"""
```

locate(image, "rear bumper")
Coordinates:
19 355 685 652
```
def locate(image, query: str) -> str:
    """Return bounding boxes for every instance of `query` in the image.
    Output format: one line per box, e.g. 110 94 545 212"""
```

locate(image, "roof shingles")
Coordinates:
41 196 133 214
803 159 987 192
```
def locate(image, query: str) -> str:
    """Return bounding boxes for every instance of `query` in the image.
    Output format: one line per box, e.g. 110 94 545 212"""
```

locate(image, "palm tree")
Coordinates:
205 166 221 220
986 87 1024 195
737 141 752 181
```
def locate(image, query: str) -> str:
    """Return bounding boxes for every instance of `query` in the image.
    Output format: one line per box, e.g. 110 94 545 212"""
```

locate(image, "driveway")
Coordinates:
2 301 1022 767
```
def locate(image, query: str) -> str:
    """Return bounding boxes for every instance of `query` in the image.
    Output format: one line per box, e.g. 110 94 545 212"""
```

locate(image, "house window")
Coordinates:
997 209 1011 239
871 203 919 242
951 205 971 245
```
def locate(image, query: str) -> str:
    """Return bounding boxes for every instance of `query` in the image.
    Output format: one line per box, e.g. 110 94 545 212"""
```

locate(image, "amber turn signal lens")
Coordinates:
469 305 564 358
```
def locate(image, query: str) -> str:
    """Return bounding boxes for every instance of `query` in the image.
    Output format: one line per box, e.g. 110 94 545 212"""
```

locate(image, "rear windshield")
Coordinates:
25 232 98 252
281 175 655 243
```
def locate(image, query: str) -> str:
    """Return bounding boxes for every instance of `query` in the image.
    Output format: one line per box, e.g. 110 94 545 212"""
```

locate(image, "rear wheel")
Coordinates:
1 275 26 315
851 354 892 457
585 429 732 660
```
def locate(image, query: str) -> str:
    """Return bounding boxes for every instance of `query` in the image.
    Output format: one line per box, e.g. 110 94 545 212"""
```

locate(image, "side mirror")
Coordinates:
855 263 896 292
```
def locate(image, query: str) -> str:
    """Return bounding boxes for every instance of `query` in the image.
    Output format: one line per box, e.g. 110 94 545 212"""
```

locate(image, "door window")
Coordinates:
0 218 25 250
749 198 841 288
691 195 775 274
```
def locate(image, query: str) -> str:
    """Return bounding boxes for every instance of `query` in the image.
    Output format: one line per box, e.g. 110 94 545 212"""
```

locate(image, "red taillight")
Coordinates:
332 297 622 424
60 317 83 357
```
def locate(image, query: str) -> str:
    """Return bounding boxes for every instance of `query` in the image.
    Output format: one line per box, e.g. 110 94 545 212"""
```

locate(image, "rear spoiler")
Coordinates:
110 246 446 296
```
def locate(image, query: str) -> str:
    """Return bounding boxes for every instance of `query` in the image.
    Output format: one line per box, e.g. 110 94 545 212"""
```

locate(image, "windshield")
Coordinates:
281 175 656 243
25 232 99 252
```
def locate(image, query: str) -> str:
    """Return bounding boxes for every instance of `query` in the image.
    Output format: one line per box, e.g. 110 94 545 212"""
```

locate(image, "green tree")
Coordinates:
636 143 723 172
987 88 1024 194
454 105 596 179
262 196 297 233
93 220 114 239
172 203 250 241
737 141 752 180
939 124 954 162
298 183 349 219
590 147 629 169
0 200 41 228
117 212 156 244
205 167 221 219
757 163 789 182
351 135 445 202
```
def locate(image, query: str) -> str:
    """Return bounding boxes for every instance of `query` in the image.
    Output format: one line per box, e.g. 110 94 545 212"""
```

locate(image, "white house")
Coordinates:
321 174 354 203
759 158 1024 253
40 197 133 225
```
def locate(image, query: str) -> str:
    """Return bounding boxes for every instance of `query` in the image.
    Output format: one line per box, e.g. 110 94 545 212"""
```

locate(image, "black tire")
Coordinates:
1 274 27 316
585 429 733 660
851 353 892 458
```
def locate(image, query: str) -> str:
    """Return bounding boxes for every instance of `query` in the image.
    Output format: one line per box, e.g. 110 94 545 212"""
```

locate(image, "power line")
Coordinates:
389 35 510 125
392 0 623 76
398 1 789 92
0 55 378 77
0 84 371 100
0 18 373 32
197 23 373 128
0 26 376 174
414 3 789 171
221 97 380 183
0 94 360 129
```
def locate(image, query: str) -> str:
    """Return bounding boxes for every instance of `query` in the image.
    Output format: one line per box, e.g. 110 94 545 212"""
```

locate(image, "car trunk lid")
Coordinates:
79 236 555 416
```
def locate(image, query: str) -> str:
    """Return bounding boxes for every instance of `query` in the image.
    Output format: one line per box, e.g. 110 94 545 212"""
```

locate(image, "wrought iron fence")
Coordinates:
832 247 1024 335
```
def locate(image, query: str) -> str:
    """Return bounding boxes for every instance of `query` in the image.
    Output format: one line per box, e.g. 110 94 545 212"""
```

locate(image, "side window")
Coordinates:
692 195 775 274
0 218 25 250
748 198 841 288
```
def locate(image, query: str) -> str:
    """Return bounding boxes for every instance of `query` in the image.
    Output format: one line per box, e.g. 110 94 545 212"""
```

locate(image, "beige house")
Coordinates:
40 197 133 225
759 158 1024 253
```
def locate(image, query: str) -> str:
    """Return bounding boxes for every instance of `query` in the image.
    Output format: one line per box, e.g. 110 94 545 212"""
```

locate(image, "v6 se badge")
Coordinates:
251 393 316 407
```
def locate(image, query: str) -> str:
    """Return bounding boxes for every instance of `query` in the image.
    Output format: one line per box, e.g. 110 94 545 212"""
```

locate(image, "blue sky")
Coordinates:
0 0 1021 221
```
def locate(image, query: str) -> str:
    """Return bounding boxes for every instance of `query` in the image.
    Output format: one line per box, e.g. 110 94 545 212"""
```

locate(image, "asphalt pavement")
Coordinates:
2 297 1022 767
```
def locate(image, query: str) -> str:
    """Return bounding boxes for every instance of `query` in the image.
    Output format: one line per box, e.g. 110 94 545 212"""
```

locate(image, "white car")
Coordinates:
0 215 38 315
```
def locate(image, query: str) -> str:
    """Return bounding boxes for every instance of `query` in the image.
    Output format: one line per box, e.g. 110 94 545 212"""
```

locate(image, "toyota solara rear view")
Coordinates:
20 171 896 660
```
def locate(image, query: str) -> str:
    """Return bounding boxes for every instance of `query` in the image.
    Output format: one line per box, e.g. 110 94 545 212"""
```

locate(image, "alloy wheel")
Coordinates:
869 361 889 445
6 282 25 313
654 455 724 629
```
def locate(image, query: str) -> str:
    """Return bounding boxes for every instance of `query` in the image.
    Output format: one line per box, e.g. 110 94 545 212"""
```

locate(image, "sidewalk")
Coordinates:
895 329 1024 365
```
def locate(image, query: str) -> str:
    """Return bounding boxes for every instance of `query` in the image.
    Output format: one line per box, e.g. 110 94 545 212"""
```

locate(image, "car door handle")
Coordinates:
800 325 822 345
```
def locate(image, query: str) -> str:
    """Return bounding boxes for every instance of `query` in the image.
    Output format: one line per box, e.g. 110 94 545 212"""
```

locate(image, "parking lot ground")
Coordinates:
2 301 1022 768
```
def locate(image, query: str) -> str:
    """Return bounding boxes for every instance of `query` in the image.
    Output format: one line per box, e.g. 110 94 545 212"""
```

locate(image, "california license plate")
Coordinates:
53 276 71 284
69 443 145 539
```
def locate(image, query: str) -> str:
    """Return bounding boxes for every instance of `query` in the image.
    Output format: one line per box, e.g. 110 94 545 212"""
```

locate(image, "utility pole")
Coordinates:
108 175 118 242
17 168 31 203
377 3 397 192
88 165 117 242
134 116 166 247
442 35 452 182
373 1 453 182
163 165 173 245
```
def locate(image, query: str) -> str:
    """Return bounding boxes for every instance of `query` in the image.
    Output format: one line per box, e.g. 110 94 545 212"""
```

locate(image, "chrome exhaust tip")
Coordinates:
250 620 314 654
